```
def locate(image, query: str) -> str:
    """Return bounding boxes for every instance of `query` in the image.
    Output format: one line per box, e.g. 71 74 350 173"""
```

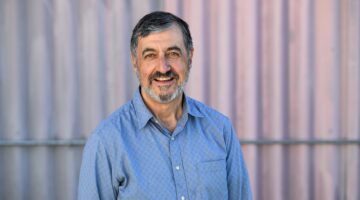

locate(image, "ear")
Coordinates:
130 54 138 72
188 48 194 68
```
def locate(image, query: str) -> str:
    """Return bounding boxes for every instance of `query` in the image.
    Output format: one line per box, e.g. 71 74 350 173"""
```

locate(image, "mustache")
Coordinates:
149 70 179 81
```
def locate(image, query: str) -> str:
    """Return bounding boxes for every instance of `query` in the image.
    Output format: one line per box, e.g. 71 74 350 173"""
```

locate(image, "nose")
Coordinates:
158 56 170 73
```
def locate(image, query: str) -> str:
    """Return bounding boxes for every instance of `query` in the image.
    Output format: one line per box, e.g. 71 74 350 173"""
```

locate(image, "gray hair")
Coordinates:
130 11 193 56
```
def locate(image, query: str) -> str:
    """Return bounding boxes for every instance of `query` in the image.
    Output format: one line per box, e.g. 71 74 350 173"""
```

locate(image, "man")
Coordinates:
78 11 252 200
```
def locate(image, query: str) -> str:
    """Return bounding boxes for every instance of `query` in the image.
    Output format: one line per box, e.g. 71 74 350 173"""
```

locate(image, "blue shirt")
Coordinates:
78 88 252 200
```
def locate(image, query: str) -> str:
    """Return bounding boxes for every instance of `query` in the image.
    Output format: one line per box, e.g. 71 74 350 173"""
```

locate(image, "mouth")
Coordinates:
153 76 176 86
148 70 180 89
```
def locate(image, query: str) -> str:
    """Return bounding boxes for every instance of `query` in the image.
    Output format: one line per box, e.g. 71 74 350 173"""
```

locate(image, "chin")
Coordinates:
154 89 182 103
142 82 185 103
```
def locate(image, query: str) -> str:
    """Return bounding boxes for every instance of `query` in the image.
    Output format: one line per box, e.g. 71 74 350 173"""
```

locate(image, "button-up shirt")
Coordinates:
78 88 252 200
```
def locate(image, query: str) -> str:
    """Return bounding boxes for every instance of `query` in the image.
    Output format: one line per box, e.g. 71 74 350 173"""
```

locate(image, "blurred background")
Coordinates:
0 0 359 199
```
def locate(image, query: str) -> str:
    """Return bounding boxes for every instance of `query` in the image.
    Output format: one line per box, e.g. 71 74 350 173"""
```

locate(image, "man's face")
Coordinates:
131 25 193 104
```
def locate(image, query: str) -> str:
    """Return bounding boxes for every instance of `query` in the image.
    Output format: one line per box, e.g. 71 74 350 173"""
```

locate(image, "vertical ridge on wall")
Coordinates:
215 0 233 118
0 0 26 199
78 0 103 137
288 0 312 199
308 0 317 198
103 1 131 114
26 0 53 199
340 0 360 199
235 1 260 199
260 0 286 199
182 0 206 103
314 0 340 199
207 0 220 109
53 0 78 199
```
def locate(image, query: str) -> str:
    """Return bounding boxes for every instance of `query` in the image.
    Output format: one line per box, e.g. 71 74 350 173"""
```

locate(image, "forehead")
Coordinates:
137 25 186 51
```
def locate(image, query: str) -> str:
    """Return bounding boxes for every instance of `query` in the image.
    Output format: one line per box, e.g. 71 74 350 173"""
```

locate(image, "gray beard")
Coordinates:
143 84 184 103
136 67 190 104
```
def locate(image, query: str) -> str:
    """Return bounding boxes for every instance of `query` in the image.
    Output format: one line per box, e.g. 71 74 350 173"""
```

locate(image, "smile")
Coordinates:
154 76 174 81
153 77 176 86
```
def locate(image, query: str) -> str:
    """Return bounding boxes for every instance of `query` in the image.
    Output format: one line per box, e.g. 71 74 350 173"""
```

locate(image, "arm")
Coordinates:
78 133 116 200
225 124 252 200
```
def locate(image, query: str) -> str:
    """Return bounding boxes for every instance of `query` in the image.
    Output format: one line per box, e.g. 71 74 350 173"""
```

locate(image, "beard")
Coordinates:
136 67 190 104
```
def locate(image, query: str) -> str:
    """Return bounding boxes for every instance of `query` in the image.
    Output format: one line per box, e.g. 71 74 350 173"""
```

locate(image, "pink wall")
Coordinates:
0 0 359 199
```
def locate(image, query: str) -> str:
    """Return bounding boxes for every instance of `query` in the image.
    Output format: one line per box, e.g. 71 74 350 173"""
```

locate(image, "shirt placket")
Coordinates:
169 135 188 200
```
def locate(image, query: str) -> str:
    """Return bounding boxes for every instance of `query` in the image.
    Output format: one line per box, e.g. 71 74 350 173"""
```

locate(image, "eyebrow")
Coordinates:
142 48 156 57
141 46 183 57
167 46 182 54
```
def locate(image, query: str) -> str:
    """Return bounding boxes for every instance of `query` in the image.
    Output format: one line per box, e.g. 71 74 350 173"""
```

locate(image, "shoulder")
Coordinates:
89 100 136 143
186 96 237 150
186 97 236 146
186 97 232 127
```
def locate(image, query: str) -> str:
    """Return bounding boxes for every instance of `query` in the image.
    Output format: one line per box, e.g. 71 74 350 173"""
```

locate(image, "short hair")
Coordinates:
130 11 193 56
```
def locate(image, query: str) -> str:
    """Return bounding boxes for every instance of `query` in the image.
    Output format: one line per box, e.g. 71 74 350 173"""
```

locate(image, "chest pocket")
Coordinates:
196 160 228 200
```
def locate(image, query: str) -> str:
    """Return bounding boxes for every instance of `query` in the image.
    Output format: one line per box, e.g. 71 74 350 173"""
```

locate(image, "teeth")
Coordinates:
156 77 172 81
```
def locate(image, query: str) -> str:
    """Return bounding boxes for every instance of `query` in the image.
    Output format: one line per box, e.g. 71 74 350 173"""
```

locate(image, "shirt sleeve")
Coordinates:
78 133 116 200
225 123 253 200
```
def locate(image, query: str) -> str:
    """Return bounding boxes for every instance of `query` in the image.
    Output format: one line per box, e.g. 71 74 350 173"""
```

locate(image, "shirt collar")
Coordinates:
132 88 154 130
132 87 204 130
184 95 204 118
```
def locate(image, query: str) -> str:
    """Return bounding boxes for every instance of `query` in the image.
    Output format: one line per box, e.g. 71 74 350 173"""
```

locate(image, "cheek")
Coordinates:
138 63 154 76
178 65 190 77
137 69 152 83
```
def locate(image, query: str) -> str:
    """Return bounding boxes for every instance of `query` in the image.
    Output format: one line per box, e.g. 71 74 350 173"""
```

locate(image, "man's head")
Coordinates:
130 11 194 104
130 11 193 57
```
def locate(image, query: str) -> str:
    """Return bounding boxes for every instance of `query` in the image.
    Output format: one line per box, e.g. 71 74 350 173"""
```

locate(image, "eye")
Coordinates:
144 53 156 60
167 51 180 59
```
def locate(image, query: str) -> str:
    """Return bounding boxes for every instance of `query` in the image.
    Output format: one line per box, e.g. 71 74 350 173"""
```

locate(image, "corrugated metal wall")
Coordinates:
0 0 359 199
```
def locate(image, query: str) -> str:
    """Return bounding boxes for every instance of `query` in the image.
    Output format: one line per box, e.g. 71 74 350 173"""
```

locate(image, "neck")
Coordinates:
140 88 184 132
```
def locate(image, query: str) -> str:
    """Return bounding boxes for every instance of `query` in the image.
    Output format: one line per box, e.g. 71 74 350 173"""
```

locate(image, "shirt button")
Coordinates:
180 196 185 200
171 137 175 141
175 165 180 170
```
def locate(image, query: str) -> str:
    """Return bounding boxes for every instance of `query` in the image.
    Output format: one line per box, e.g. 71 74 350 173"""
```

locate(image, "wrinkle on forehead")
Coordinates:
137 25 186 54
